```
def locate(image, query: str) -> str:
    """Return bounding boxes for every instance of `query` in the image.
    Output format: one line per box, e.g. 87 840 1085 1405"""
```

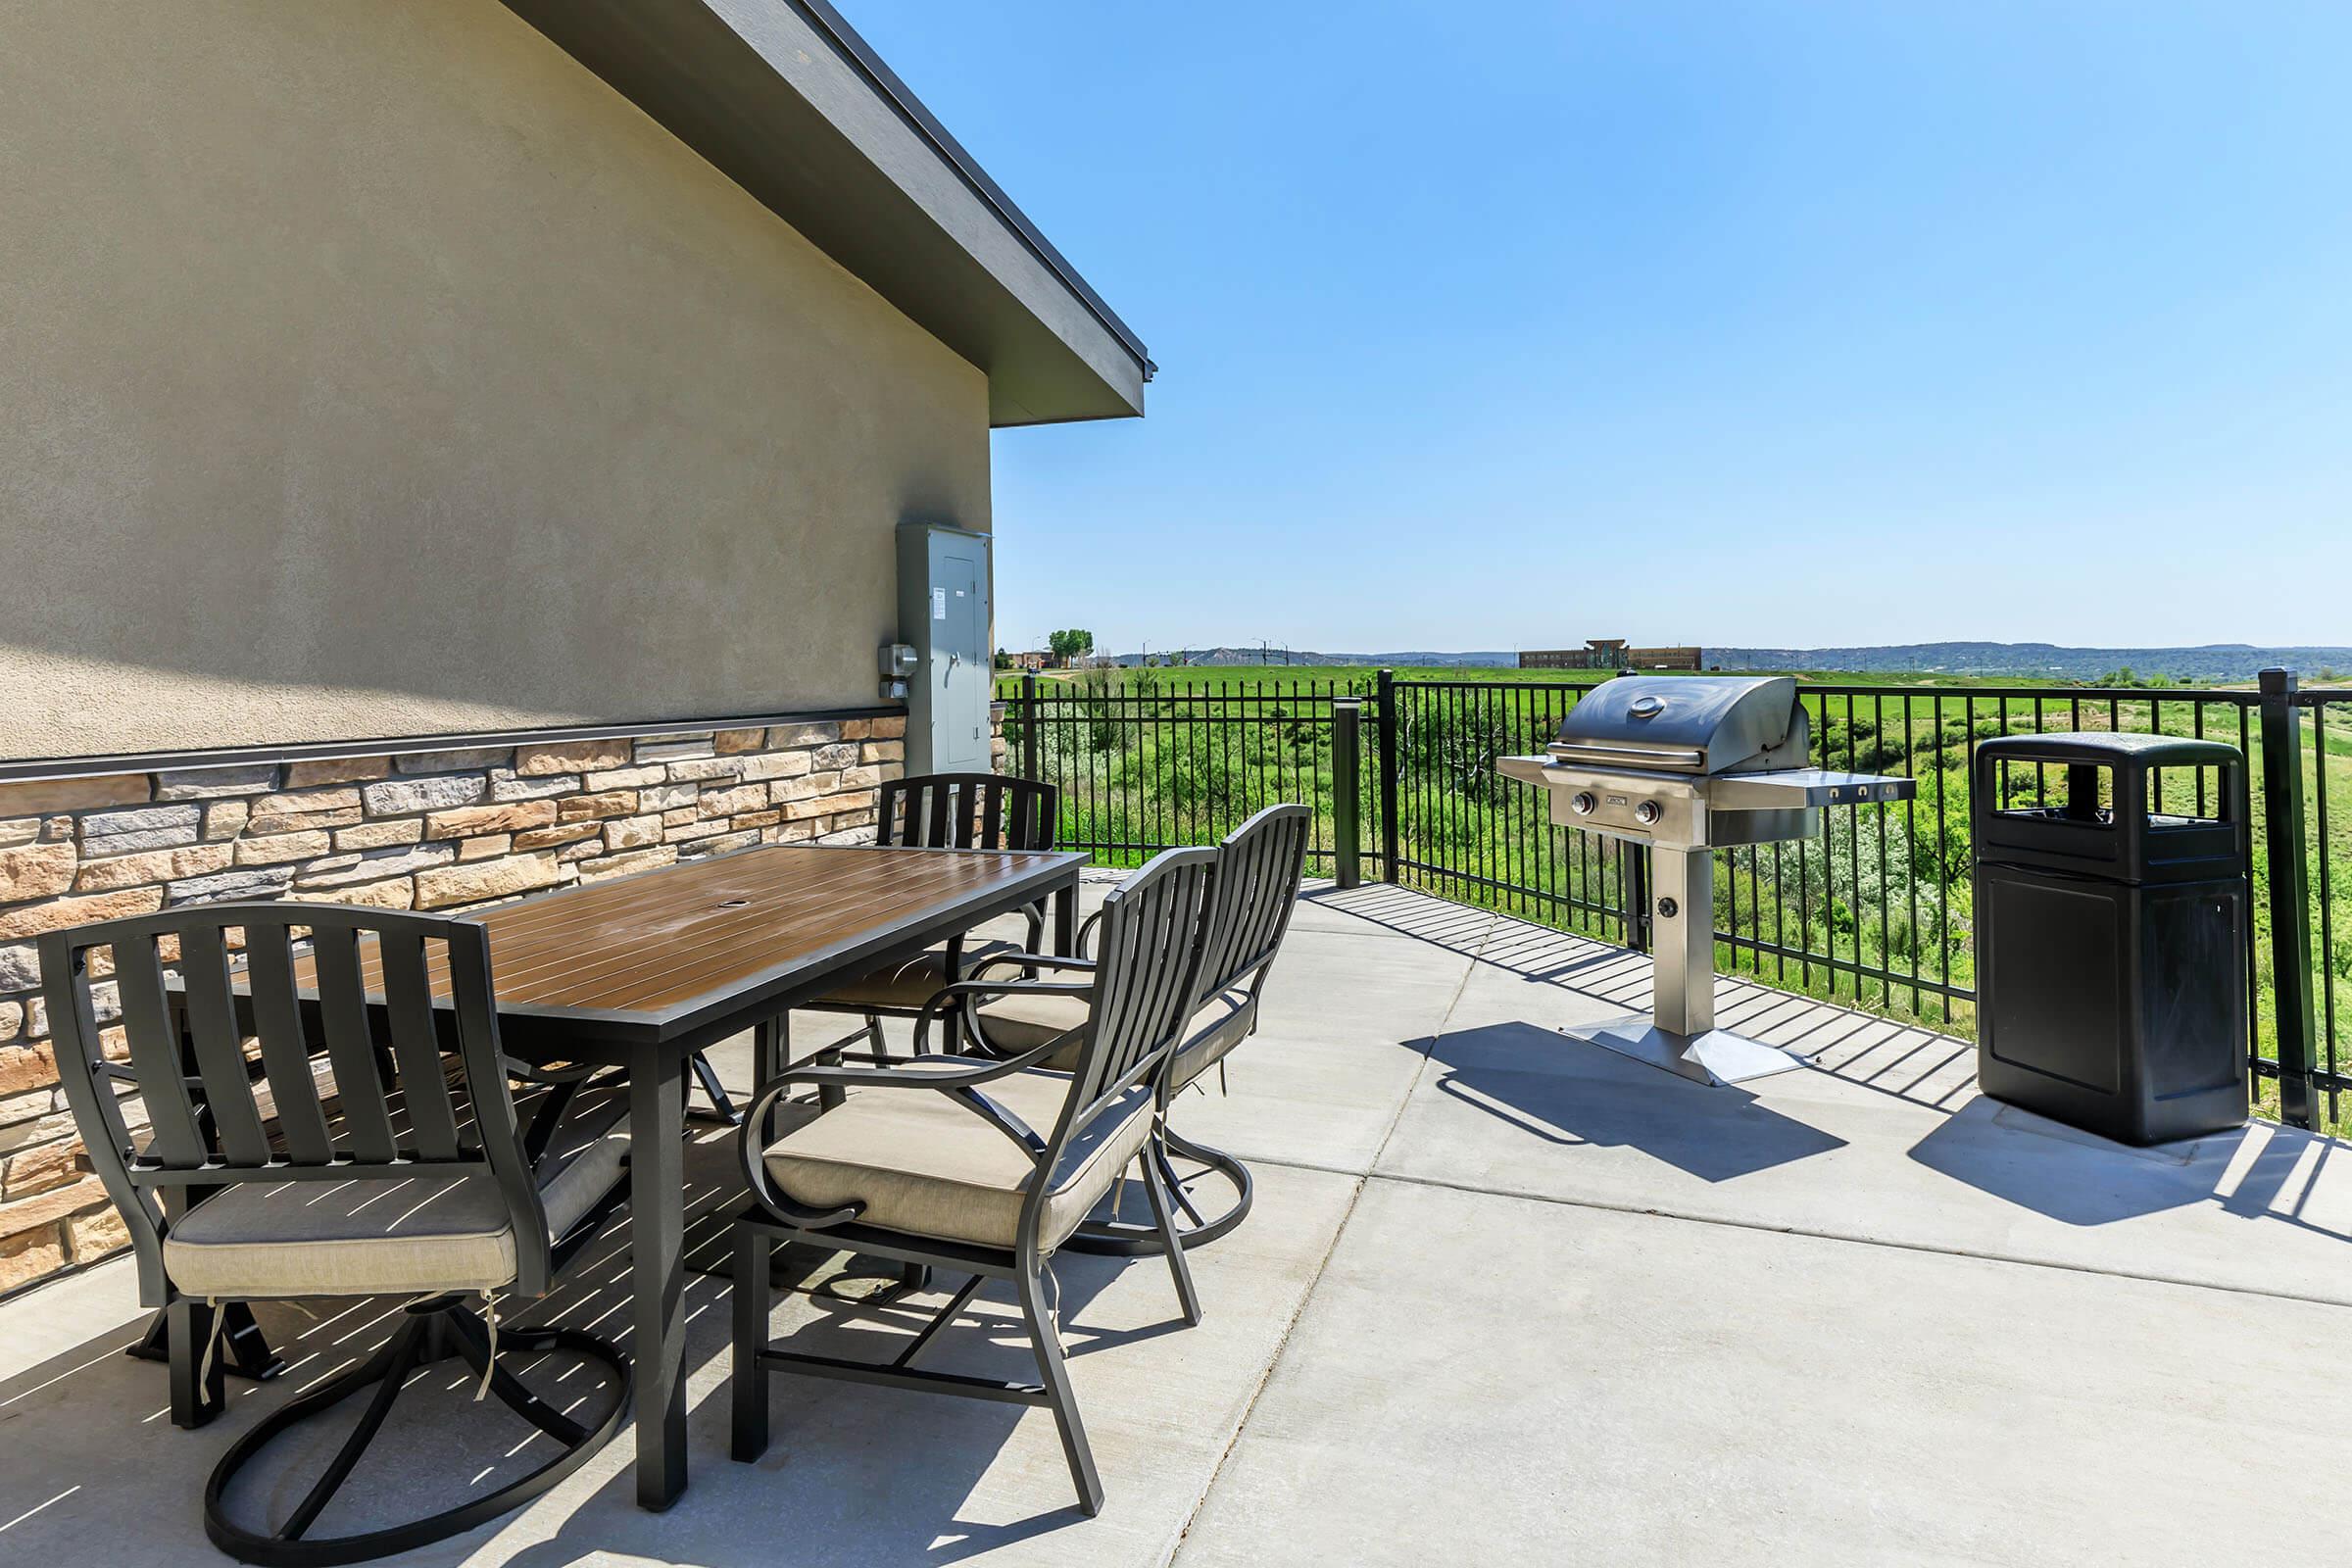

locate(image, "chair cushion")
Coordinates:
975 988 1254 1088
534 1089 632 1240
162 1092 629 1301
761 1068 1152 1252
813 939 1022 1012
971 989 1092 1059
1170 990 1255 1091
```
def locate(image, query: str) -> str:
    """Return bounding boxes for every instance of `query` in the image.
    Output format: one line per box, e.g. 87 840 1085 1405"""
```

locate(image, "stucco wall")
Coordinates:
0 0 989 761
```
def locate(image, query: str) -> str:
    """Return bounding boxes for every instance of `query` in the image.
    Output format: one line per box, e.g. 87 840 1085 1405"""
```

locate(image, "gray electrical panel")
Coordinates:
895 521 993 775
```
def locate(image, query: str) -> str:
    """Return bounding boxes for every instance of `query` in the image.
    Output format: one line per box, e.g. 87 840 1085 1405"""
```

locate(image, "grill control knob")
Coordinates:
1569 791 1597 816
1634 800 1663 826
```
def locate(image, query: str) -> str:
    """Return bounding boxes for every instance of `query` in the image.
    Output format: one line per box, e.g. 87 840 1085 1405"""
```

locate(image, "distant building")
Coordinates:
1004 650 1054 671
1520 640 1623 670
1520 640 1702 672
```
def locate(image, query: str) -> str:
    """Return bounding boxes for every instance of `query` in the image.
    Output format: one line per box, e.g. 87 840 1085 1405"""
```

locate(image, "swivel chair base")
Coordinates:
204 1297 628 1566
1062 1127 1253 1256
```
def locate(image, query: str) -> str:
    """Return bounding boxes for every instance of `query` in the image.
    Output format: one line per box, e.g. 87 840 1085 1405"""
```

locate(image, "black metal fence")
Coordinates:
1004 668 2351 1129
1003 672 1373 872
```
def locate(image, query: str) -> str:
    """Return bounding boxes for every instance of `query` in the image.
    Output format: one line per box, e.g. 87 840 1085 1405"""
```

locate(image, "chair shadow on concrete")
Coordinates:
496 1224 1152 1568
1419 1021 1847 1184
1908 1095 2352 1238
0 1130 1173 1568
0 1272 677 1565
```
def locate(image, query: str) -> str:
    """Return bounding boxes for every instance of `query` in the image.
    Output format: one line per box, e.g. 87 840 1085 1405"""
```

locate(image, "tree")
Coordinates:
1048 628 1095 666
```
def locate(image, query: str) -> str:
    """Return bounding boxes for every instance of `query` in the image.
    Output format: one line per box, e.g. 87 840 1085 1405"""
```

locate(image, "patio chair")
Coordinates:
785 772 1058 1075
729 844 1214 1516
41 904 632 1566
963 803 1312 1252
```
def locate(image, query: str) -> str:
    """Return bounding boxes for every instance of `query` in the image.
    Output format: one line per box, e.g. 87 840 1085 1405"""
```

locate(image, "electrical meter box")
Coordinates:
896 521 993 776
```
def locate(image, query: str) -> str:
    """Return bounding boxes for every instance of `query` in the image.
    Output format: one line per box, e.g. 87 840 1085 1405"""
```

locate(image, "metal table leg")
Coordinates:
751 1015 785 1146
627 1049 688 1510
1053 874 1078 956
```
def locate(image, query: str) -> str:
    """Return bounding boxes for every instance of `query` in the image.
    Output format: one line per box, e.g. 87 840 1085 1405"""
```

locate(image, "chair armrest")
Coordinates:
911 976 1091 1057
737 1136 866 1231
733 1029 1077 1229
967 950 1098 981
769 1026 1079 1096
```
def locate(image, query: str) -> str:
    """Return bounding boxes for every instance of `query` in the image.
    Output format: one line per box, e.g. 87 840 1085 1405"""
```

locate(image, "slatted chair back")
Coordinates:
1196 805 1312 1004
877 772 1058 854
40 903 554 1302
1057 846 1216 1129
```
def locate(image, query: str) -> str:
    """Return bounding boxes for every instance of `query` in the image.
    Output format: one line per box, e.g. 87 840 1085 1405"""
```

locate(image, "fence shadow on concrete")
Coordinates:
1303 881 1983 1115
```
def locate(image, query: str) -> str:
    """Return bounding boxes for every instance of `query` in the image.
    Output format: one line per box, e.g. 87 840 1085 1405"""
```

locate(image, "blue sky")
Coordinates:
844 2 2352 656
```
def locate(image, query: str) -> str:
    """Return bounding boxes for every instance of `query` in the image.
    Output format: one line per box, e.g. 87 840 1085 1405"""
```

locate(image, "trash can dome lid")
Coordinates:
1975 731 2241 766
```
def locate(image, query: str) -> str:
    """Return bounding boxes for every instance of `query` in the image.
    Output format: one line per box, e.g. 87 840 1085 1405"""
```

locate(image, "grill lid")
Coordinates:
1548 675 1809 775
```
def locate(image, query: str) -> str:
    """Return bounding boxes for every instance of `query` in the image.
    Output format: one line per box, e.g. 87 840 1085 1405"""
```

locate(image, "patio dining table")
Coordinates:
301 842 1083 1510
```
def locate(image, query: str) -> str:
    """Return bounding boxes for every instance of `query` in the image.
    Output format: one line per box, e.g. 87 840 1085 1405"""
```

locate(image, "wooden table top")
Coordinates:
295 844 1082 1045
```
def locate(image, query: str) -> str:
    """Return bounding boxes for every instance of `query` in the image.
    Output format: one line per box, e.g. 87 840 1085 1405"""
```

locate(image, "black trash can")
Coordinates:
1972 732 2250 1145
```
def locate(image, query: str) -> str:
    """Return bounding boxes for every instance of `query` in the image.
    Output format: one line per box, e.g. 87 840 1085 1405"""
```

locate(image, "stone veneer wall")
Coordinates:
0 710 986 1295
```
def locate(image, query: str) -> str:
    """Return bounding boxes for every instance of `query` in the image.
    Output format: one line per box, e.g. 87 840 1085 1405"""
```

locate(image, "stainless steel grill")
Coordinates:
1498 674 1917 1085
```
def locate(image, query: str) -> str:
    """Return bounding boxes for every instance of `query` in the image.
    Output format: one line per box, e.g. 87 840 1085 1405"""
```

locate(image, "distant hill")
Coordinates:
1707 643 2352 682
1110 642 2352 681
1115 647 1516 668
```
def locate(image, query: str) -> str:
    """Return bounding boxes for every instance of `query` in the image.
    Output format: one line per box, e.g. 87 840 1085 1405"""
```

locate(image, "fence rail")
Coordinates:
1004 668 2351 1129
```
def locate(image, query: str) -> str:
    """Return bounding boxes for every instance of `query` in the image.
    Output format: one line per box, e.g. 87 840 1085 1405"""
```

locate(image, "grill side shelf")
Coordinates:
1707 770 1917 809
1496 756 1557 788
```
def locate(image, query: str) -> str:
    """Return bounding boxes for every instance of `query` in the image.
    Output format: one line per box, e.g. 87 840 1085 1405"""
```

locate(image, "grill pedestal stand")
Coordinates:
1567 847 1811 1087
1496 674 1916 1090
1563 1017 1810 1087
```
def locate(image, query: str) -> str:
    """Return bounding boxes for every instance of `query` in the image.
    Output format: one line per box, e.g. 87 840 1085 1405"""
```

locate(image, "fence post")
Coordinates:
1374 668 1400 883
1331 700 1362 889
2258 666 2319 1129
1019 671 1041 783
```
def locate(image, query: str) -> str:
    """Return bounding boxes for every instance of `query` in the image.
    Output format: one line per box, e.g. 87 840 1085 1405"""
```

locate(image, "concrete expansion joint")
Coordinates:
1169 913 1500 1561
1163 1173 1366 1566
1353 1168 2352 1315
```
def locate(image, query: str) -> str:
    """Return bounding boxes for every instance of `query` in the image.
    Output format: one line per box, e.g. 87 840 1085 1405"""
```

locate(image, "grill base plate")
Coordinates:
1561 1014 1814 1087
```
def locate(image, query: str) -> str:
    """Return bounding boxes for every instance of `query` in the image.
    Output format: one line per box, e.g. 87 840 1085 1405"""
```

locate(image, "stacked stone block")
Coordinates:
0 712 919 1292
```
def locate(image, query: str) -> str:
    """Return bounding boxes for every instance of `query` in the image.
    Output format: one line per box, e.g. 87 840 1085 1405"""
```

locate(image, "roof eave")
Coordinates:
500 0 1149 425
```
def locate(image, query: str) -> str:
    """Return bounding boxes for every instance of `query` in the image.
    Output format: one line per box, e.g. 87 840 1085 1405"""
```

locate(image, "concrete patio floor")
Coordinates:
4 879 2350 1565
